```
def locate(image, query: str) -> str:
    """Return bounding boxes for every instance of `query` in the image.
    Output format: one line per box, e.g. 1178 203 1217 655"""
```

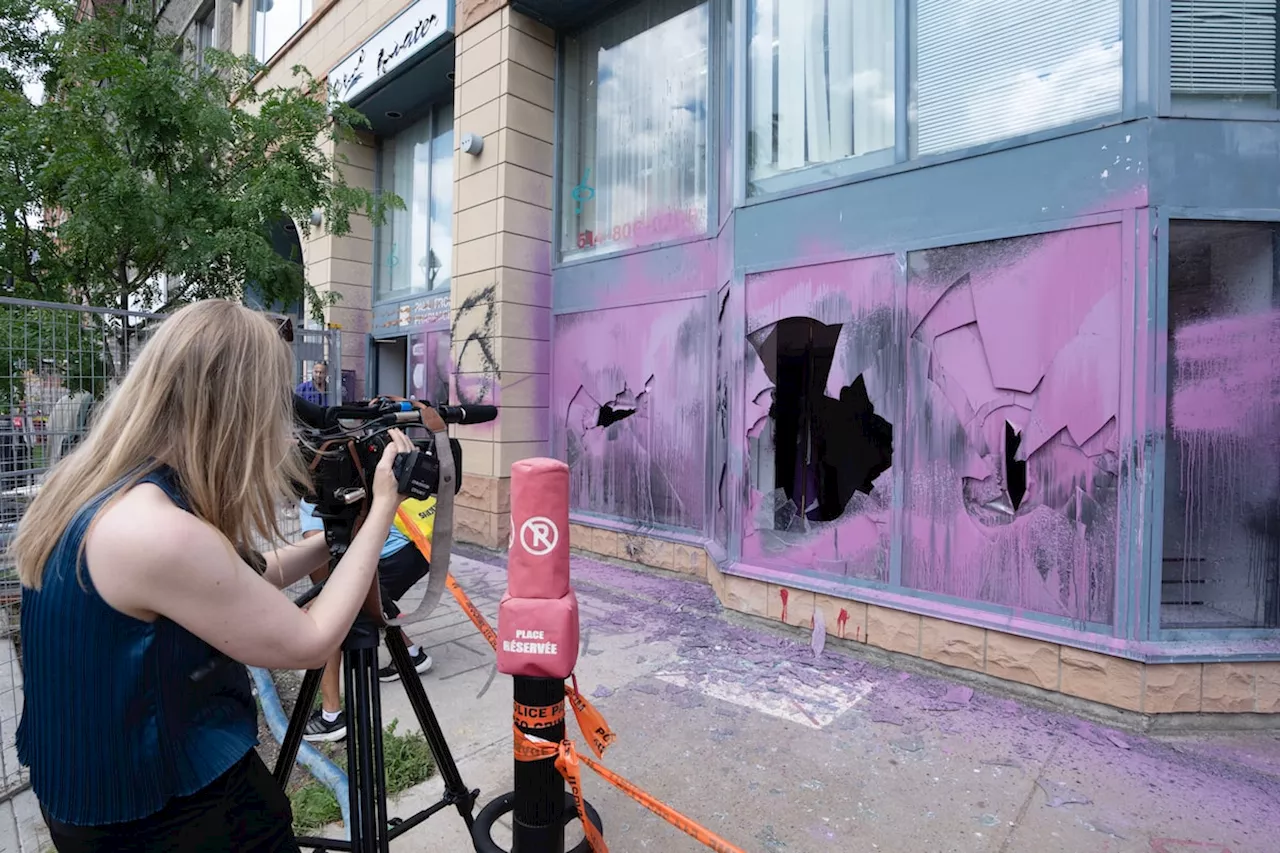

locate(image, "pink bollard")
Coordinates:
497 457 579 680
507 458 571 600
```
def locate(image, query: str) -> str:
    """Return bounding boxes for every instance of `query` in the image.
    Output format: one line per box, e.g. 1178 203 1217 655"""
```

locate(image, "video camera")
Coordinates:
293 395 497 554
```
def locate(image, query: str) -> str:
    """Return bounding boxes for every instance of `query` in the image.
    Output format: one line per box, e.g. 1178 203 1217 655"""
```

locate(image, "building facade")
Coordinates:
232 0 1280 716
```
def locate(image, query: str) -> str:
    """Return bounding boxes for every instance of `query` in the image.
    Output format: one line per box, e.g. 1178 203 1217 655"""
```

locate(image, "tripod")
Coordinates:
272 608 479 852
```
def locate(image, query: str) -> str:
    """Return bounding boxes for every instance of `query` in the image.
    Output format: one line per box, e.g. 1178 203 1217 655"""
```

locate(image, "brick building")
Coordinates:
221 0 1280 717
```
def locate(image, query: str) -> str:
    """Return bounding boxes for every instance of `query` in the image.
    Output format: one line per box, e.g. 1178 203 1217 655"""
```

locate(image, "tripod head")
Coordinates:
290 395 497 628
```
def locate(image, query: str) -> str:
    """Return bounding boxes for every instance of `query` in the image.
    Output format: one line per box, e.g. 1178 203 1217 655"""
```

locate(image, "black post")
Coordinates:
511 677 567 853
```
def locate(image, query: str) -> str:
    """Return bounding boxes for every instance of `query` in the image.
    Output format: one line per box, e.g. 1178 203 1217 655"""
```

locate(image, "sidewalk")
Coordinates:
6 548 1279 852
374 549 1280 853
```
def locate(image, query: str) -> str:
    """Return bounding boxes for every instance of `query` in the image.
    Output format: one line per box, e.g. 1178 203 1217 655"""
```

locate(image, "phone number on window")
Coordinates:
576 208 704 249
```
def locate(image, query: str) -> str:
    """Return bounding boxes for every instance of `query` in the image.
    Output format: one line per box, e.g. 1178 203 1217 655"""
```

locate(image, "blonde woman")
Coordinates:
12 300 414 852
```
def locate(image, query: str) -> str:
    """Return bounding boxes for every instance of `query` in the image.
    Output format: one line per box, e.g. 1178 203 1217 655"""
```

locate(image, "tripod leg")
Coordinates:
368 653 391 853
384 629 478 829
274 666 325 789
345 646 388 853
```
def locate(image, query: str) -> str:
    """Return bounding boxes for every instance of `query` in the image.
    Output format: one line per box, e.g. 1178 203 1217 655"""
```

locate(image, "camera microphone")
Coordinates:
436 404 498 425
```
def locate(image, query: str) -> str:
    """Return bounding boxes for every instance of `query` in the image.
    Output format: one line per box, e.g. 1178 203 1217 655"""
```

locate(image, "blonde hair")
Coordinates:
13 299 310 589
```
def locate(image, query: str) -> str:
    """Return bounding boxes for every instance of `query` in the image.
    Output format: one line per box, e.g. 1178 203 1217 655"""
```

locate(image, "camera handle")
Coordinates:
377 399 455 630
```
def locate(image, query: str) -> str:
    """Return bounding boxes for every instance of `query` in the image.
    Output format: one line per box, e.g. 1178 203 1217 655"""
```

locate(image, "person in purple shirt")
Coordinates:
296 362 331 406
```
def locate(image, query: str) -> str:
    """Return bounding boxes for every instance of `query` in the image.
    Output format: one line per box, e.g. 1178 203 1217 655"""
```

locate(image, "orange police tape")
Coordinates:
513 727 746 853
396 507 745 853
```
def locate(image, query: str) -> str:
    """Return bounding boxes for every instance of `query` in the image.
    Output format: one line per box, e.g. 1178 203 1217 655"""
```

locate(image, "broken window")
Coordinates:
751 317 893 526
1162 221 1280 630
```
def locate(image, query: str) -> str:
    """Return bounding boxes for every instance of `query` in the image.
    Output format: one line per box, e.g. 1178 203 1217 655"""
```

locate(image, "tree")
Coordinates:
0 0 399 318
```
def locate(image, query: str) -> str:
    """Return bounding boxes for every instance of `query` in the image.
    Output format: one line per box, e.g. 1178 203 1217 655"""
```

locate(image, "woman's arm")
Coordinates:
86 431 415 671
261 536 329 589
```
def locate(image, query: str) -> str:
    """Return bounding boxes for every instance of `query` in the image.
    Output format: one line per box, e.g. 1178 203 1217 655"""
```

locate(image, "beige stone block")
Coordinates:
457 166 499 211
502 61 555 110
498 198 553 242
497 162 553 208
494 267 552 308
456 132 500 179
327 258 373 287
456 505 503 549
459 300 549 342
1202 663 1256 713
447 370 547 408
499 95 554 144
568 523 592 550
706 559 726 599
455 438 495 478
722 575 769 619
455 234 499 276
589 526 619 559
499 128 554 177
459 98 502 140
458 31 502 83
457 200 499 244
497 232 551 276
1143 663 1202 713
672 543 708 578
814 595 867 643
1060 648 1143 712
451 269 499 303
457 65 501 117
458 2 503 49
326 306 371 336
326 235 374 265
505 26 555 78
767 586 815 629
619 535 674 571
985 632 1060 691
867 605 920 656
452 334 549 377
493 440 550 472
455 404 548 444
507 7 555 46
1254 663 1280 713
920 618 986 673
455 471 509 515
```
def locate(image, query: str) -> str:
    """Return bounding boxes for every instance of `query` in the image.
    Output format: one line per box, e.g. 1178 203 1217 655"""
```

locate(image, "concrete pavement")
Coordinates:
368 549 1280 853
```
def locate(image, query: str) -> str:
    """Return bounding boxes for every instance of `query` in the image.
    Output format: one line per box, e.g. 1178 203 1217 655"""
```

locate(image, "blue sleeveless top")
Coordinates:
16 466 259 826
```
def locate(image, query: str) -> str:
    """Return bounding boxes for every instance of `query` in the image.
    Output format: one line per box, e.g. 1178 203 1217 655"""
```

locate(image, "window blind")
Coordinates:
915 0 1123 156
1171 0 1277 96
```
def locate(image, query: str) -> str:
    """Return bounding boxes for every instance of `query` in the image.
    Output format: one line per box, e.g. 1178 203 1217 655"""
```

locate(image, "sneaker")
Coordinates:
303 709 347 742
378 649 433 682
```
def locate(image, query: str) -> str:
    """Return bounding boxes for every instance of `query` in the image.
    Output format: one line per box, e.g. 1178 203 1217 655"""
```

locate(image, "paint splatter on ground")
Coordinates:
442 548 1279 852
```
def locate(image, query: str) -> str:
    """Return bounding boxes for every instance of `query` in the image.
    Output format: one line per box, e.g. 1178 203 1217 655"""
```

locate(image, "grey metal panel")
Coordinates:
1148 118 1280 211
553 238 720 313
735 122 1150 274
513 0 629 31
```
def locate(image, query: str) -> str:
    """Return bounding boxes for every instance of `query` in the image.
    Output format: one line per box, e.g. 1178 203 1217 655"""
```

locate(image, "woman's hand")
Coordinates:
371 428 415 512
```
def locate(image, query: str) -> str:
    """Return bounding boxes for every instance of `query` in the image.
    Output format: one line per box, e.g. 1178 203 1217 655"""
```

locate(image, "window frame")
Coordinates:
552 0 722 267
1147 206 1280 644
372 104 454 306
1156 0 1280 121
191 2 216 72
734 0 1134 205
250 0 311 66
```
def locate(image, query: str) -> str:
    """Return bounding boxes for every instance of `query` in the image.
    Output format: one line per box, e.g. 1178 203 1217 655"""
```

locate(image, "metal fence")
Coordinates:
0 296 340 802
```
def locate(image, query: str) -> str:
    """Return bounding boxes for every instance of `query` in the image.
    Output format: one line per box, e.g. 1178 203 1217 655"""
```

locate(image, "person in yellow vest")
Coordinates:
296 496 437 742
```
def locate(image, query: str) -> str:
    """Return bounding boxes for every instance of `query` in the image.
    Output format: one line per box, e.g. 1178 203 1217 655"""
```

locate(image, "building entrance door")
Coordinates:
373 336 408 398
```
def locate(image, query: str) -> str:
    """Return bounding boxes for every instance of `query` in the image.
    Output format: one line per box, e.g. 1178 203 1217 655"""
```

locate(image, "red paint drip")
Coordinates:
837 608 849 638
779 588 789 623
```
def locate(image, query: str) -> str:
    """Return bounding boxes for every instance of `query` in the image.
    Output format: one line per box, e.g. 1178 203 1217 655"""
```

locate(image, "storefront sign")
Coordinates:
374 293 450 330
328 0 449 103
